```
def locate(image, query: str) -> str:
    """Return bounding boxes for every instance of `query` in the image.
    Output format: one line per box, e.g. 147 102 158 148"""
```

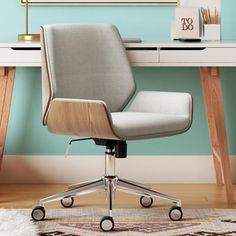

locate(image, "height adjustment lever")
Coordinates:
64 138 92 158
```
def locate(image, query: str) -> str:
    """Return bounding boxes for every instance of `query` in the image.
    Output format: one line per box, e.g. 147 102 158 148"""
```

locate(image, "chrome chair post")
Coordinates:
105 148 116 176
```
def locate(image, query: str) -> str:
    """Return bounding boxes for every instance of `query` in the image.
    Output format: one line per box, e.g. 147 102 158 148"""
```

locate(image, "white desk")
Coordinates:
0 41 235 204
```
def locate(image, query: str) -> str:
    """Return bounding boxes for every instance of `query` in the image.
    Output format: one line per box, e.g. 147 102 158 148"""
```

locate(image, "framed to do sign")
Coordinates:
175 8 200 39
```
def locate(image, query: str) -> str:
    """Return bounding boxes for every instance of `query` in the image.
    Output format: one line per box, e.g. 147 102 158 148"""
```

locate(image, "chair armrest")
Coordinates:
46 98 120 140
129 91 193 118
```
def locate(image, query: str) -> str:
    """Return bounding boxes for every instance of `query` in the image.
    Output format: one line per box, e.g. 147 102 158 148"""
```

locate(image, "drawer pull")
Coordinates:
161 47 206 51
126 47 158 51
11 47 41 51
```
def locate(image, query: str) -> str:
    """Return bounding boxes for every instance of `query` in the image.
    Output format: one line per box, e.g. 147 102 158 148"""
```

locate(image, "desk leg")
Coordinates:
0 67 15 169
200 67 234 204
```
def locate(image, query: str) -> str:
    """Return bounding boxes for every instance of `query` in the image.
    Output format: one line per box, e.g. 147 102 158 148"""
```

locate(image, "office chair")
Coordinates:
31 24 193 232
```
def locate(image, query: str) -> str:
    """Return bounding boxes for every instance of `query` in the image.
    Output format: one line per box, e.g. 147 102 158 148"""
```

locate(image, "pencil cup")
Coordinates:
203 24 221 41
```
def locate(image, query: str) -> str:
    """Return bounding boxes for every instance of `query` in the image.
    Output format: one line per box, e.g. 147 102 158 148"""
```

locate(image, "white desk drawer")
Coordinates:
160 47 236 63
126 48 159 63
0 47 40 63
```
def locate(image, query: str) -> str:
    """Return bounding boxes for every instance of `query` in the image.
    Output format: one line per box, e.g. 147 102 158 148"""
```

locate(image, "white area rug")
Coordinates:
0 209 38 236
1 208 236 235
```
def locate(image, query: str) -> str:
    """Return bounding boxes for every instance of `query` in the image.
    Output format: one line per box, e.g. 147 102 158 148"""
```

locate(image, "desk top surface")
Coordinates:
1 40 236 48
1 40 236 67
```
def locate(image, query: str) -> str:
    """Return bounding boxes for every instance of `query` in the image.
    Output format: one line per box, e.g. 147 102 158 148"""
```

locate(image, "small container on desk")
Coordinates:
203 24 221 41
201 5 221 41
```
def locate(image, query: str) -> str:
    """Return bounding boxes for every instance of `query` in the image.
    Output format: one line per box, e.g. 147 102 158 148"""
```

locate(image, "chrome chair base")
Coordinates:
31 147 183 231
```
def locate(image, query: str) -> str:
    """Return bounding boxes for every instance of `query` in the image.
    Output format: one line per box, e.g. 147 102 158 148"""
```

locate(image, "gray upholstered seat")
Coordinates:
111 112 190 139
111 91 192 140
32 23 193 231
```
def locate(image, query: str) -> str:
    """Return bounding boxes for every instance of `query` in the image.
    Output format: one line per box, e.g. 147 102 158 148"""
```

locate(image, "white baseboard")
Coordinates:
0 155 235 184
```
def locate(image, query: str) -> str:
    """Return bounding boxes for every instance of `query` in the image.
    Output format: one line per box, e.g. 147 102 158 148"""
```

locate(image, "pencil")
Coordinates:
207 7 211 24
214 7 217 24
204 14 207 24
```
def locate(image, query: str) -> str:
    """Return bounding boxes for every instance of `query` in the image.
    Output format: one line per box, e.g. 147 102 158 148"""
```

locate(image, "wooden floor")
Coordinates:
0 184 236 209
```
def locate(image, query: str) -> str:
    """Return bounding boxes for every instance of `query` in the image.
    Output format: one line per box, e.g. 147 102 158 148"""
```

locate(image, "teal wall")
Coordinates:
2 0 236 156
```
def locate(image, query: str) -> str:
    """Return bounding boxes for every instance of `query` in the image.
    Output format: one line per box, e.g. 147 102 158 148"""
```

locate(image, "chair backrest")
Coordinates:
41 24 136 125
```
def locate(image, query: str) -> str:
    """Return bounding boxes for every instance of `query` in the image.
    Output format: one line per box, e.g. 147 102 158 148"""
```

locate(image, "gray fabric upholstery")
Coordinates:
129 91 192 116
41 24 135 112
111 91 193 140
111 112 190 140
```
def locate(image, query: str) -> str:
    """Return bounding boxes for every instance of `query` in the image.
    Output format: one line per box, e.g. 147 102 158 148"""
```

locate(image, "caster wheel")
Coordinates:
100 216 114 232
169 206 183 221
31 206 45 221
61 197 74 208
140 196 153 208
